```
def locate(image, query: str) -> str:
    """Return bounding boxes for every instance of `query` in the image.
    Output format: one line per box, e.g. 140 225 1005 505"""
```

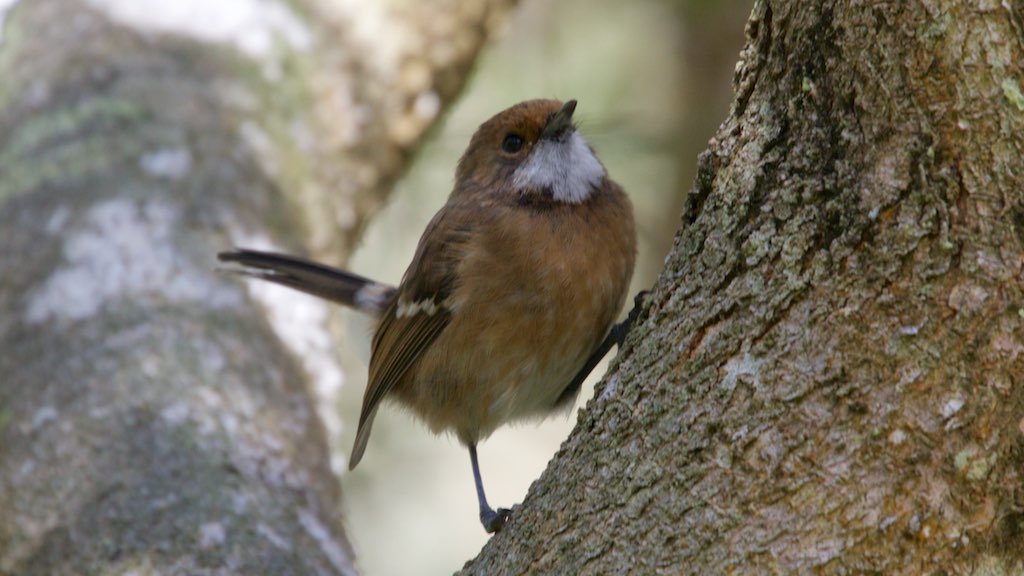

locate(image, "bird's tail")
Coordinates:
218 248 395 316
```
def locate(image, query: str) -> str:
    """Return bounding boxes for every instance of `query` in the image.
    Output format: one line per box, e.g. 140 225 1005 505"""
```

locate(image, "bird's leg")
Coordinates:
612 290 648 346
557 290 649 403
469 293 647 534
469 443 511 533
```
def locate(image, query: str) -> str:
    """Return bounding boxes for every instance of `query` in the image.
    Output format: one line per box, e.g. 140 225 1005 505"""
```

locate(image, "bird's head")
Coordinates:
455 99 606 205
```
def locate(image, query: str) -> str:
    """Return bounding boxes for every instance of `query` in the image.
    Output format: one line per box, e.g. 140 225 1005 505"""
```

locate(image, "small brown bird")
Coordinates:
220 99 638 533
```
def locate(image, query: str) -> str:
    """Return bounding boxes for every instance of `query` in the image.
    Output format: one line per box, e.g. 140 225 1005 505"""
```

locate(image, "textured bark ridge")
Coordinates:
464 1 1024 573
0 0 511 573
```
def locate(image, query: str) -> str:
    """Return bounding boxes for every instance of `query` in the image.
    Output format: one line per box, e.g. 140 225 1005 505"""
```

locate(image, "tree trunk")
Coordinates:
0 0 510 573
464 1 1024 573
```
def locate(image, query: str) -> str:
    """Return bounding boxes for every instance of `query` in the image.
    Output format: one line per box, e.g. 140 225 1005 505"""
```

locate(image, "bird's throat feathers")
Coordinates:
512 131 605 204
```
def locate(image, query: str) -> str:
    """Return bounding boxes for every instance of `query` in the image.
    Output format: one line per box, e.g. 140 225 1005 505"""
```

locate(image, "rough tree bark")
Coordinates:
0 0 511 573
465 1 1024 574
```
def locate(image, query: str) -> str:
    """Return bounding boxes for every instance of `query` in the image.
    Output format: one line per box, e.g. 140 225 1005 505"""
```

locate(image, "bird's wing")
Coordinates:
349 201 476 468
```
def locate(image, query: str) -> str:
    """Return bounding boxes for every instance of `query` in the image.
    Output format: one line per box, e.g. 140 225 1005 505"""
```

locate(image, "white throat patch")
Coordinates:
512 132 604 204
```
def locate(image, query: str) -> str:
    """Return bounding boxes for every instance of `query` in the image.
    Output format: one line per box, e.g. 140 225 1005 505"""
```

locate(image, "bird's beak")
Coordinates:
541 99 577 140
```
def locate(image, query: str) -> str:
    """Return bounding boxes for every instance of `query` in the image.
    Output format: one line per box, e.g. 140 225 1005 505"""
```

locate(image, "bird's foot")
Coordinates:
480 506 512 534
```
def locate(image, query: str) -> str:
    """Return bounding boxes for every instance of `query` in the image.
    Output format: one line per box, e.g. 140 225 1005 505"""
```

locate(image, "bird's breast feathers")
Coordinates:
389 188 636 438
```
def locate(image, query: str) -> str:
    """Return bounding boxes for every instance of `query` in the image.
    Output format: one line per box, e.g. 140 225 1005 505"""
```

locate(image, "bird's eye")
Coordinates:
501 133 524 153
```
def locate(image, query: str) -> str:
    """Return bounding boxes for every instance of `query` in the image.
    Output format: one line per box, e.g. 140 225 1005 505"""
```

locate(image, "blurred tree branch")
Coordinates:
464 1 1024 573
0 0 511 573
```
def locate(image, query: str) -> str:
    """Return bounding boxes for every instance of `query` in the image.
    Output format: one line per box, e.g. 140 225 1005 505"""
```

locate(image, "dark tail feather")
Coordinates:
218 248 395 315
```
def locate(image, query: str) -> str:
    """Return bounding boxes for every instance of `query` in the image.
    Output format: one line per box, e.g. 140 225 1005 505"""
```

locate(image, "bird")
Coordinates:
219 98 638 533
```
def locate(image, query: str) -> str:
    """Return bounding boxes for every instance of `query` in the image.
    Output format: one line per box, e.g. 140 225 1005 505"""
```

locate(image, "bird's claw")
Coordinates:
480 506 512 534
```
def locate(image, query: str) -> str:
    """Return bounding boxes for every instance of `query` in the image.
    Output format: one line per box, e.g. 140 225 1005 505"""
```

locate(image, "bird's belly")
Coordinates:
395 281 614 443
392 196 635 444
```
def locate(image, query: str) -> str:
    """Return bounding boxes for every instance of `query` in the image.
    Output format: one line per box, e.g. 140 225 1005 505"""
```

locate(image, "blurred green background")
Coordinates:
340 0 750 574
